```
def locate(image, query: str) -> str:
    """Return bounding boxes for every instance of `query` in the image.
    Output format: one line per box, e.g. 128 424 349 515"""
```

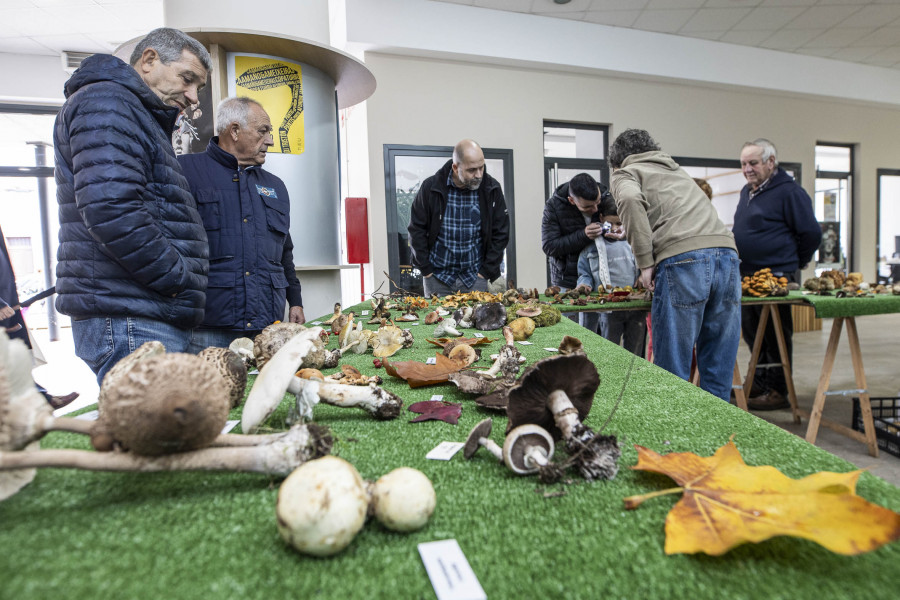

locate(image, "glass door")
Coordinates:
877 169 900 284
383 144 515 295
815 144 853 271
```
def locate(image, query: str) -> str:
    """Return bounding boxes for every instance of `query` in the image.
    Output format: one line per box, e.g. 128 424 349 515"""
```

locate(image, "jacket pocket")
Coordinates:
270 271 289 322
202 271 238 328
195 190 222 230
262 194 290 235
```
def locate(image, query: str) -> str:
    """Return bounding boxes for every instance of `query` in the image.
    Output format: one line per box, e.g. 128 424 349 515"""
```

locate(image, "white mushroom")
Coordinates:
372 325 405 358
433 317 461 338
276 456 435 557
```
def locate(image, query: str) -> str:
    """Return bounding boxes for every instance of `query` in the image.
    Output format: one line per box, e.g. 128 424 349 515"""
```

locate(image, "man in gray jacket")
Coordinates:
610 129 740 402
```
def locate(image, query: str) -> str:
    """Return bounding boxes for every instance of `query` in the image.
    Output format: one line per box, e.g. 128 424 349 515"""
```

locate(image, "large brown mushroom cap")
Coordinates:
199 347 248 408
254 322 308 370
98 353 231 455
505 354 599 439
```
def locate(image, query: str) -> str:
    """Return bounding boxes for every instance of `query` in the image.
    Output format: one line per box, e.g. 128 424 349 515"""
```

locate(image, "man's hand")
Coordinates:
476 273 485 279
575 283 593 295
423 274 432 279
289 306 306 324
0 305 14 320
585 222 604 239
639 267 655 291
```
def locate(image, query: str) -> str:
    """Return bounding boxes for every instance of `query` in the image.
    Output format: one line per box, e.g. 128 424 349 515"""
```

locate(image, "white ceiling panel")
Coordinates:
632 8 695 32
733 6 807 31
583 9 641 26
680 8 752 32
759 28 824 50
588 0 649 9
786 5 860 29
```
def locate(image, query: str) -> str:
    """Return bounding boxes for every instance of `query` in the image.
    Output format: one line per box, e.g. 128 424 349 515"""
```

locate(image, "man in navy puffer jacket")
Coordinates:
179 97 304 353
54 28 211 382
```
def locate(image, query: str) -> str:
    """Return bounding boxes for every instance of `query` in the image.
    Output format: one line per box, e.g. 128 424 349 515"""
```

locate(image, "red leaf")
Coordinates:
407 401 462 424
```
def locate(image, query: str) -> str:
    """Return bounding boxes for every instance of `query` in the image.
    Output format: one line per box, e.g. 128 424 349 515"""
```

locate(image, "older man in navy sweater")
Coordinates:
733 138 821 411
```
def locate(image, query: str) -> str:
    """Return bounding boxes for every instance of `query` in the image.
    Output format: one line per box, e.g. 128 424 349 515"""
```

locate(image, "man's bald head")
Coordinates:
451 139 485 190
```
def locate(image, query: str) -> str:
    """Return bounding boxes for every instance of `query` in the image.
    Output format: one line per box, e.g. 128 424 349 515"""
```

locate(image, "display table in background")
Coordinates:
2 301 899 599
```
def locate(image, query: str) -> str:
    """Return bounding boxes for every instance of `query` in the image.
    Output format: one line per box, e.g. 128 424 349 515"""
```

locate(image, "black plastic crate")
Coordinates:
851 397 900 458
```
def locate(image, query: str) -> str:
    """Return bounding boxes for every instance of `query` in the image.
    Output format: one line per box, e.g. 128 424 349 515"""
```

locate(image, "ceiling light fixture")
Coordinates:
553 0 572 4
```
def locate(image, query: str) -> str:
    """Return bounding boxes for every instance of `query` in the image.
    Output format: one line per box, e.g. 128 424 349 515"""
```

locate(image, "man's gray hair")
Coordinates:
215 97 265 135
743 138 778 166
129 27 211 71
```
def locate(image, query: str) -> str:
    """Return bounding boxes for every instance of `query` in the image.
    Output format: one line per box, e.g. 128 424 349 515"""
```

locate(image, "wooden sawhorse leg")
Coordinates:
798 317 879 457
732 360 748 411
743 303 799 419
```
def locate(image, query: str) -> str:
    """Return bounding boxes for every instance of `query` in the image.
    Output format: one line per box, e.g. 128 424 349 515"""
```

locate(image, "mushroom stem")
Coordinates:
548 390 583 442
286 377 402 420
523 445 550 469
0 424 331 476
37 416 95 438
480 438 503 461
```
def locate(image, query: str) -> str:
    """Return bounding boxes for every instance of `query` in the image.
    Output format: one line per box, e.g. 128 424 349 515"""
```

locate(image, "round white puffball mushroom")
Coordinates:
370 467 437 532
276 456 369 557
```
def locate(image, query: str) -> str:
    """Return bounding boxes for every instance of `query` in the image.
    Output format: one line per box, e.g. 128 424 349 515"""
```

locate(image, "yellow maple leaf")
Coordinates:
624 438 900 556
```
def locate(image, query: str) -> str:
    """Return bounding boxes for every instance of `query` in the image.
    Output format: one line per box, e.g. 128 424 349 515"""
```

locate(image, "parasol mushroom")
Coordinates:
0 422 333 479
505 354 619 481
277 456 436 557
198 347 248 408
243 329 402 433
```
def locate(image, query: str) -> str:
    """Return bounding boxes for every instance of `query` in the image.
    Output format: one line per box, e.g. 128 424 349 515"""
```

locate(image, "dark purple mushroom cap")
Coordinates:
463 418 493 459
505 354 599 439
474 302 507 331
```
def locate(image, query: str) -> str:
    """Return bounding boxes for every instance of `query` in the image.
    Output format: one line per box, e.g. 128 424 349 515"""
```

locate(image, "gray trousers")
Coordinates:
423 275 489 297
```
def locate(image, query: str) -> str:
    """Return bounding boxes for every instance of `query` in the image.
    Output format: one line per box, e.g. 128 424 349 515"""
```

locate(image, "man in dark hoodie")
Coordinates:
408 139 509 297
541 172 609 331
54 28 211 383
733 138 821 411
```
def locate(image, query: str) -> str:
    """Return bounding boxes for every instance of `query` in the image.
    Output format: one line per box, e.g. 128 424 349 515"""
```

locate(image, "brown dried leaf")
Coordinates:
383 353 469 388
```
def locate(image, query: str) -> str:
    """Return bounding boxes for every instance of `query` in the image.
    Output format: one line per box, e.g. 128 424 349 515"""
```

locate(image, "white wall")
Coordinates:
0 53 67 104
362 51 900 288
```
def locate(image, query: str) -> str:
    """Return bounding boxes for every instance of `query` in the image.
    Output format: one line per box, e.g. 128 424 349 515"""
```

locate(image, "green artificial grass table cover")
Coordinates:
548 290 900 320
2 300 899 600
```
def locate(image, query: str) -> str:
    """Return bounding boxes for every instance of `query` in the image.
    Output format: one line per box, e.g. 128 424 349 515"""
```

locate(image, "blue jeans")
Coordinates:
188 328 261 355
651 248 741 402
72 317 192 384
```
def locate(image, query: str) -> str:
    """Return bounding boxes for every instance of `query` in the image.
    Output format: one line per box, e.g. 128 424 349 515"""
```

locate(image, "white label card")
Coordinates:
361 310 370 315
517 341 533 346
221 420 239 434
426 357 437 365
410 322 420 327
418 540 486 600
430 394 443 401
426 441 465 461
473 332 484 338
543 347 559 352
248 369 259 375
310 321 322 325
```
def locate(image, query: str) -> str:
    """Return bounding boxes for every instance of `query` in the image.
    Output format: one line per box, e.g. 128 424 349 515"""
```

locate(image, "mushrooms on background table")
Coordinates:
506 354 620 481
277 456 436 557
243 328 403 433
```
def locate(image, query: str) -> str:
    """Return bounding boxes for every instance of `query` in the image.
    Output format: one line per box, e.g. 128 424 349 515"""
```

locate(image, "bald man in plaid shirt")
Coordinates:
408 139 510 297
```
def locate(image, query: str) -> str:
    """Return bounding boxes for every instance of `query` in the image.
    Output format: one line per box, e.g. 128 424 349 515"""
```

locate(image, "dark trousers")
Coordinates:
740 270 797 396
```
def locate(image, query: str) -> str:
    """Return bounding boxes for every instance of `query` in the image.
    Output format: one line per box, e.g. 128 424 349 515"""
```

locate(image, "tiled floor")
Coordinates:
30 313 900 486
